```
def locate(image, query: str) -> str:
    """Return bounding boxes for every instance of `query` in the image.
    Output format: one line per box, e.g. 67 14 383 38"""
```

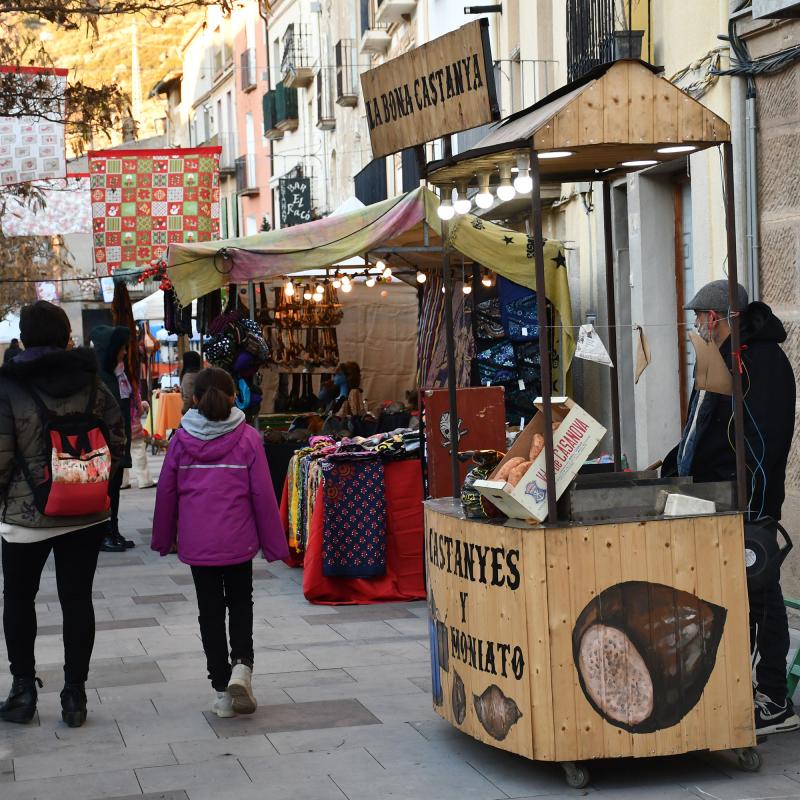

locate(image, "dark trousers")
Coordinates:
750 575 790 704
108 467 124 537
190 560 254 691
2 525 105 684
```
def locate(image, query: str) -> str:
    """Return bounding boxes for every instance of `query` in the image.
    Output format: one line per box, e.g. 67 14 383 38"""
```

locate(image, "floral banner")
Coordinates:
88 146 220 276
1 176 90 236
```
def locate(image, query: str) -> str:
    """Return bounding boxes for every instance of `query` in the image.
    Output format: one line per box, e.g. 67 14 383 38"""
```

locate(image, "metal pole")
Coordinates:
723 142 748 512
247 281 256 321
441 216 461 498
530 146 558 523
601 180 623 470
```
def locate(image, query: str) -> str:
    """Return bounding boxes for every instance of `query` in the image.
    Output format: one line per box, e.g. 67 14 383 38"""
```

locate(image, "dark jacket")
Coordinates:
90 326 132 466
3 344 21 365
0 347 126 531
679 302 795 520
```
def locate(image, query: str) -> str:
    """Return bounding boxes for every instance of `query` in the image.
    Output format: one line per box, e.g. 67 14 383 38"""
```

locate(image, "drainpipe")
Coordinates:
745 85 760 301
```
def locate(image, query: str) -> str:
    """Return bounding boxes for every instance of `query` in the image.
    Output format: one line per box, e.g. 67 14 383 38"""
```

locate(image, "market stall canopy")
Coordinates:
426 59 731 187
132 289 197 321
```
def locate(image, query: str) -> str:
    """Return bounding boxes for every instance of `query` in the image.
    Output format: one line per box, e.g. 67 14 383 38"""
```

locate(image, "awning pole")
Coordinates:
723 142 748 511
530 146 558 523
601 181 623 470
441 215 461 498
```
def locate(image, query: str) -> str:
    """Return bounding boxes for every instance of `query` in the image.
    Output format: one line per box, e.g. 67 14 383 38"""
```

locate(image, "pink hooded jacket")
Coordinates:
151 409 289 566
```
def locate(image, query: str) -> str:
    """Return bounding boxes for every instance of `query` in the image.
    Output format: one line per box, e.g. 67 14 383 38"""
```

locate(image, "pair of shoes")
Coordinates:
0 676 42 724
754 691 800 735
114 532 136 549
60 683 87 728
227 662 257 715
100 535 126 553
211 690 236 718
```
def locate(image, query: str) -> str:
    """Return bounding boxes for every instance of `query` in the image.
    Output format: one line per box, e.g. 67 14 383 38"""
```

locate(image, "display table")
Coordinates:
424 499 756 780
280 460 425 604
148 391 183 439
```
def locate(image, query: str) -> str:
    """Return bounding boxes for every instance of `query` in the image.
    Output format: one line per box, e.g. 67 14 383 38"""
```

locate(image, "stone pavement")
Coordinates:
1 457 800 800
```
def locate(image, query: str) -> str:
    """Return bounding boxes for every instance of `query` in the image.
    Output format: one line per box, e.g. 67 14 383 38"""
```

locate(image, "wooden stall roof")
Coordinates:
426 59 731 186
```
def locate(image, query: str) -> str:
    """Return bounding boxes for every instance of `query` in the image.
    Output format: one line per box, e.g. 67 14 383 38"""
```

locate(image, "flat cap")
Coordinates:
685 279 748 313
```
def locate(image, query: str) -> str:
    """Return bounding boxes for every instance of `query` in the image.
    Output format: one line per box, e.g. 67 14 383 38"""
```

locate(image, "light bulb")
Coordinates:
514 153 532 194
284 281 295 297
313 293 323 303
538 150 574 159
341 275 351 287
341 281 352 293
481 273 492 287
621 159 658 167
462 284 472 295
497 164 516 202
382 265 392 280
365 276 376 287
657 145 696 154
303 290 312 301
475 191 493 209
375 260 385 272
416 271 427 284
315 283 324 294
332 278 341 289
454 196 471 214
437 194 455 220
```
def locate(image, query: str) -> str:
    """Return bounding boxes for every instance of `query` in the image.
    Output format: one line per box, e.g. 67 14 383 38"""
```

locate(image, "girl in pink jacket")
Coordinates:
152 367 288 718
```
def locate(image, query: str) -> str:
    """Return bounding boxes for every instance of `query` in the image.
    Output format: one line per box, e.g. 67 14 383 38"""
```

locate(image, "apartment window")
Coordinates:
245 112 257 190
335 39 358 106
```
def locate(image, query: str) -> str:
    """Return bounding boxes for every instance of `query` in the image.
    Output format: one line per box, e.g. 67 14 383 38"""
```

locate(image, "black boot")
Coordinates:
112 532 135 549
100 535 125 552
60 683 87 728
0 677 42 724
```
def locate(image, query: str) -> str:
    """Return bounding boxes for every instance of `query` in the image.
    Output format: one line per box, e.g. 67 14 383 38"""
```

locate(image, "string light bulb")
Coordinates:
315 283 324 294
416 271 427 284
481 271 493 288
284 280 295 297
341 275 351 288
436 186 455 220
340 280 353 293
365 276 376 287
303 288 312 301
514 154 533 194
382 264 392 280
454 180 471 215
332 277 341 289
475 172 493 209
462 284 472 295
496 164 516 202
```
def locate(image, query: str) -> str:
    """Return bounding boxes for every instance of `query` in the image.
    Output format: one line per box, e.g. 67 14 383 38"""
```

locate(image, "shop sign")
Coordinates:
279 177 312 227
360 19 499 159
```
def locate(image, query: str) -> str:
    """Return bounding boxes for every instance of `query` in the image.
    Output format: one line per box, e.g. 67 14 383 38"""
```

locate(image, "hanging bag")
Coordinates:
14 382 113 517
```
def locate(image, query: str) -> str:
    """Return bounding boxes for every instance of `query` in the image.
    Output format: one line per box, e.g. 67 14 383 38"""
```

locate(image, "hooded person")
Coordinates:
0 301 125 728
89 325 134 552
152 367 288 719
676 280 797 736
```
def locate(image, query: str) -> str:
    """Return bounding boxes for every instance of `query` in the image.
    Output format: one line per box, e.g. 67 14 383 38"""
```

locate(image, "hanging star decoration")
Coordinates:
503 235 514 245
552 251 567 269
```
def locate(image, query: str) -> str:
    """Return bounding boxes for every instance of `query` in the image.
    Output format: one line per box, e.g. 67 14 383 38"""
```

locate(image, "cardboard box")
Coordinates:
474 397 606 522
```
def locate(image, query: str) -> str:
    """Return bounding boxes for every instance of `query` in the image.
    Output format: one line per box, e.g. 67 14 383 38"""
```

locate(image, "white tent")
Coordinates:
132 289 197 321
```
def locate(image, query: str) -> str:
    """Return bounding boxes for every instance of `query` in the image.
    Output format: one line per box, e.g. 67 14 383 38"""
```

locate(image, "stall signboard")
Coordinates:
475 398 606 521
279 177 312 227
360 19 499 159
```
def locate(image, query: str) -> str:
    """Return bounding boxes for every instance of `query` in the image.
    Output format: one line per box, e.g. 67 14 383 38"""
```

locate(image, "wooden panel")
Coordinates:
546 527 578 762
524 529 555 761
717 515 757 749
603 61 630 144
532 123 554 151
592 524 633 759
424 509 533 759
653 79 679 143
553 104 579 149
361 20 498 158
678 91 704 142
567 527 605 760
578 80 604 146
628 67 654 143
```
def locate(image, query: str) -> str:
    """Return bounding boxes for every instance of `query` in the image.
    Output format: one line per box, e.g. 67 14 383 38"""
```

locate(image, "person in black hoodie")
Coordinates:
89 325 135 552
677 280 797 735
0 302 125 727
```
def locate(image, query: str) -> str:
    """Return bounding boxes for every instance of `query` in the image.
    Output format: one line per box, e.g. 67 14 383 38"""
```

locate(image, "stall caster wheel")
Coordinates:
734 747 762 773
561 761 590 789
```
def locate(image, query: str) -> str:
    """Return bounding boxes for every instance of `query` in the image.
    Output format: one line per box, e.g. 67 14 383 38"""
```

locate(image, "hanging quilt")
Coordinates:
88 146 220 276
0 66 67 186
321 457 387 578
1 176 90 236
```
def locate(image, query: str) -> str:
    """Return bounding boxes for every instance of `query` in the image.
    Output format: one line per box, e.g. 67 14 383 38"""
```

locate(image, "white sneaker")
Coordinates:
211 690 235 718
227 663 256 714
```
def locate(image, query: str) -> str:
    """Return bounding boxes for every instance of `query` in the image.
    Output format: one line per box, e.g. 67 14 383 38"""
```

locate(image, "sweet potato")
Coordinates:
494 456 525 482
507 460 532 487
529 433 545 461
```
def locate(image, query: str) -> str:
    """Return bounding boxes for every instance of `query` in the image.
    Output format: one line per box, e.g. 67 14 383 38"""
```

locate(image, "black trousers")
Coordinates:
2 525 105 684
750 575 790 704
108 467 124 537
190 560 254 691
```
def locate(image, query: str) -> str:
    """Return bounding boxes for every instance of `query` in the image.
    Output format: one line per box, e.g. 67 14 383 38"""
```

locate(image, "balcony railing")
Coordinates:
235 153 259 195
281 24 314 89
316 70 336 131
262 83 299 139
335 39 358 107
566 0 615 82
360 0 390 54
240 48 257 92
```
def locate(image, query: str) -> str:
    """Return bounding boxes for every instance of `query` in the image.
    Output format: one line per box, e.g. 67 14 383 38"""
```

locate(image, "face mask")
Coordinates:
695 314 714 343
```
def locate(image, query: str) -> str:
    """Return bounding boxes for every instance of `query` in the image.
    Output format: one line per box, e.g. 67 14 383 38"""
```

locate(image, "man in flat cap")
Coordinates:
677 279 797 735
